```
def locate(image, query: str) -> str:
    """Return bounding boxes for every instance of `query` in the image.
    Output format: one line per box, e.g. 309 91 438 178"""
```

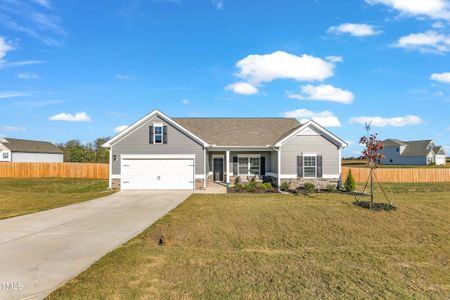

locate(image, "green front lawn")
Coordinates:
0 178 114 219
49 184 450 299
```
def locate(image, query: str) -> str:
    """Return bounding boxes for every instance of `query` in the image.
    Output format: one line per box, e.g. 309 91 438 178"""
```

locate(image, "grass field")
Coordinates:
343 159 450 168
0 178 113 219
49 183 450 299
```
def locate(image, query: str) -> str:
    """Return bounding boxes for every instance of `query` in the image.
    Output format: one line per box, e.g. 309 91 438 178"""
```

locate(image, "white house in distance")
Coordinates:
0 137 64 163
380 139 447 166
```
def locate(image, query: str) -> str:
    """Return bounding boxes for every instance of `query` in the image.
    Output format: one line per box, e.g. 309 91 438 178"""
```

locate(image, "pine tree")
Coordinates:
344 169 356 192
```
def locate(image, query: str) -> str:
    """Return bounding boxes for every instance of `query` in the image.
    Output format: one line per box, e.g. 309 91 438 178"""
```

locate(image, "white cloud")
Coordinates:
325 56 343 63
282 109 341 127
288 84 354 104
349 115 423 127
225 82 258 95
328 23 381 37
395 31 450 53
234 51 335 84
31 0 52 9
431 72 450 83
211 0 223 9
181 99 189 105
17 72 40 79
432 21 446 28
49 112 91 122
1 126 26 132
0 91 29 99
1 60 46 69
366 0 450 20
116 74 135 80
0 36 14 59
114 125 128 133
0 1 65 46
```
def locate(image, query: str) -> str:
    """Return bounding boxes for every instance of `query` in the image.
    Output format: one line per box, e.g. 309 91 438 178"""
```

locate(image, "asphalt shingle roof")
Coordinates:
1 138 63 154
383 139 408 147
173 118 301 146
383 139 434 157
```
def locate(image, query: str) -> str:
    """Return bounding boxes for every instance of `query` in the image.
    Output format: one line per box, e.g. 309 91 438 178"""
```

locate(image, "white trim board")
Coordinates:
275 120 347 148
280 174 297 179
280 174 339 179
322 174 340 179
103 110 209 148
121 154 196 159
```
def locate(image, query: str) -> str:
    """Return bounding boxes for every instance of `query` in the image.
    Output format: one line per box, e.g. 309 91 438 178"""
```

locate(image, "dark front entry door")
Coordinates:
213 158 224 181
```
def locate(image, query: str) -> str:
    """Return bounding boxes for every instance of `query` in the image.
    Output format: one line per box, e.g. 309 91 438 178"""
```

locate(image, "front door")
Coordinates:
213 157 224 182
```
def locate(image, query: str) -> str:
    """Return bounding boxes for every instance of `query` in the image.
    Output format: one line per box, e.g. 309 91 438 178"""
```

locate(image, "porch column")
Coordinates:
226 150 230 185
277 148 281 189
108 148 112 189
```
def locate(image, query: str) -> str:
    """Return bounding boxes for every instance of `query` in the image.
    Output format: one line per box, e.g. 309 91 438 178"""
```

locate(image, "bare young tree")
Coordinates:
357 123 392 209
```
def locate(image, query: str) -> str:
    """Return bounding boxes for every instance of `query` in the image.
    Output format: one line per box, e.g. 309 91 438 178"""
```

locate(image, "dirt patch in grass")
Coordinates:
0 178 114 219
48 186 450 299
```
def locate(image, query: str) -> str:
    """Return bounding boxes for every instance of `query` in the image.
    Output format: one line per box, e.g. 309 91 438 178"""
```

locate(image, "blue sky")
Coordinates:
0 0 449 156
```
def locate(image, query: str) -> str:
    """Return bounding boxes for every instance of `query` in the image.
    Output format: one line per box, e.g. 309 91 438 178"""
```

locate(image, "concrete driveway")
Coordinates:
0 190 191 300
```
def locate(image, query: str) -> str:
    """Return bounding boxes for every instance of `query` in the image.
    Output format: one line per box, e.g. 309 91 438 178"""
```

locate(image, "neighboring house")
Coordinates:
380 139 447 166
102 110 347 191
0 137 64 163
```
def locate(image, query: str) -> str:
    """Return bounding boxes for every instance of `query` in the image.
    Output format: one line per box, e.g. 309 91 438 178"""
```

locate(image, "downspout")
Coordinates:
272 147 281 191
338 147 342 189
203 147 207 190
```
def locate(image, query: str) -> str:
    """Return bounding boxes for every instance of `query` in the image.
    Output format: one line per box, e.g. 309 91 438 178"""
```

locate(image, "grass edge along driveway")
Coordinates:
0 178 114 220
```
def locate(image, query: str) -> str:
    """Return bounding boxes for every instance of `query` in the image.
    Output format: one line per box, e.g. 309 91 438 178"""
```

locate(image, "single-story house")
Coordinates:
0 137 64 163
380 139 447 166
102 110 347 191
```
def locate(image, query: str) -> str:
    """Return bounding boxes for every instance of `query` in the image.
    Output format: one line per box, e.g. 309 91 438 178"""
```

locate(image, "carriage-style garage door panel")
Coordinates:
121 159 194 190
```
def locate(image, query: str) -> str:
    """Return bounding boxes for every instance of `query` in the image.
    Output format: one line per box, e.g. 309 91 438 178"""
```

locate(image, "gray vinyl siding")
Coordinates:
270 151 278 173
111 116 205 175
380 147 427 165
11 152 63 163
280 135 340 175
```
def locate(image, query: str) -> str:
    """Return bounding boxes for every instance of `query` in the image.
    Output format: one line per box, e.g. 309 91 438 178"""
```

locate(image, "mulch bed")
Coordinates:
228 188 279 194
353 200 397 211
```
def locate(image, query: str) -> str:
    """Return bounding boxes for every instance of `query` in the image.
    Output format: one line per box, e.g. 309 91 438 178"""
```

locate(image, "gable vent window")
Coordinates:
396 147 399 152
149 123 168 144
2 152 8 159
154 125 163 144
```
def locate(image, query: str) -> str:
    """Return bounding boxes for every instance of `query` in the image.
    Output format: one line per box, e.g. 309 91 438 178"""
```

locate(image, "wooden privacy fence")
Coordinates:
342 167 450 183
0 163 109 180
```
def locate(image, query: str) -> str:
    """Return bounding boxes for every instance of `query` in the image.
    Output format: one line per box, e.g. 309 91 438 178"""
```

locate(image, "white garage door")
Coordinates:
435 155 446 166
121 158 194 190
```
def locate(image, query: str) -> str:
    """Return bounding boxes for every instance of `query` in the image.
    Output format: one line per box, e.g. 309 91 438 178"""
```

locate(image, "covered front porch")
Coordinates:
206 147 279 187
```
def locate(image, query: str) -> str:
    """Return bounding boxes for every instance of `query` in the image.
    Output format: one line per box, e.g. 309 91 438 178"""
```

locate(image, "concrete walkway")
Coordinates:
194 182 227 194
0 190 191 300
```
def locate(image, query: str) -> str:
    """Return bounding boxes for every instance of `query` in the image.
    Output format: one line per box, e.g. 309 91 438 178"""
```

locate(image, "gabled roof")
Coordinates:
173 117 301 146
433 146 445 155
383 139 408 147
383 139 435 157
103 109 347 148
275 120 348 148
1 137 63 154
102 110 210 148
